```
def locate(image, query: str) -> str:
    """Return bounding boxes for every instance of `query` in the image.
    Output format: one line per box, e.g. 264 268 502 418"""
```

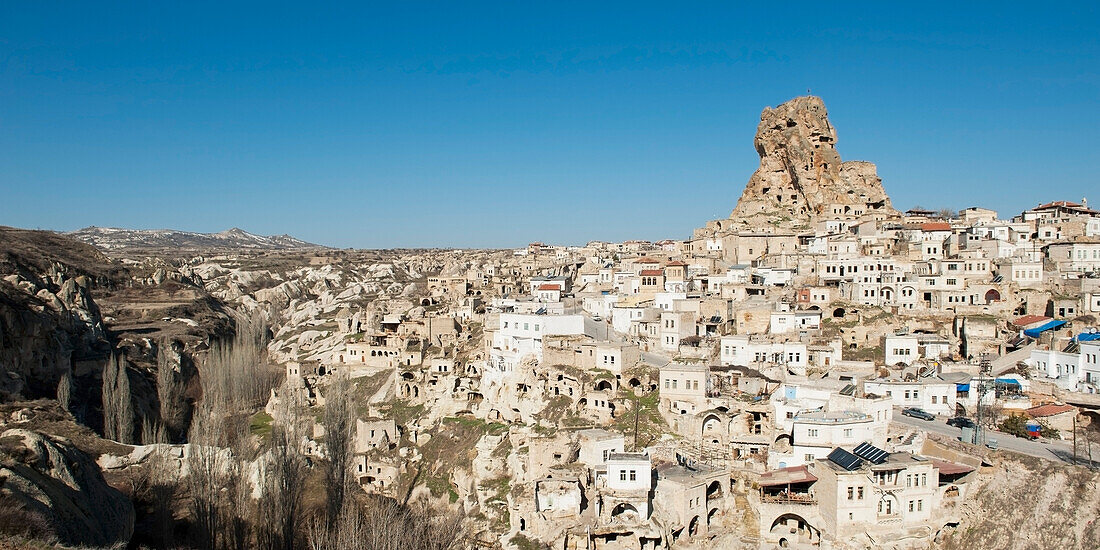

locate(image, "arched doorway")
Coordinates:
688 515 700 536
769 514 820 544
985 289 1001 304
702 414 722 437
611 502 639 519
706 480 723 501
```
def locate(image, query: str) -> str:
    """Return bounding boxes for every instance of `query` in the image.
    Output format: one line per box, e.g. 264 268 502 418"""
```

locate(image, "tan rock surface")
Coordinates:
729 96 897 225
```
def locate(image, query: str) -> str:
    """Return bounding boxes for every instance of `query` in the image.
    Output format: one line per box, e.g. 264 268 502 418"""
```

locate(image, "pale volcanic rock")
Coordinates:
729 96 897 225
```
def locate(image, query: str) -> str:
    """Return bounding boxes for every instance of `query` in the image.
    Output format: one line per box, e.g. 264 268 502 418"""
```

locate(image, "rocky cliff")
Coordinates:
0 228 115 399
728 96 898 227
0 427 134 545
935 451 1100 549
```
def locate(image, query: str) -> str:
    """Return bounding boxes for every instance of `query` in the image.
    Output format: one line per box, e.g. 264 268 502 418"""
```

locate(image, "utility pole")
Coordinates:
1073 414 1078 465
632 393 641 452
973 357 992 445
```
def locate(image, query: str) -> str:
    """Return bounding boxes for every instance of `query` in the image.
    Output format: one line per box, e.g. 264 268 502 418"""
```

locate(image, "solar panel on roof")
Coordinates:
827 447 863 471
992 275 1004 283
853 442 889 465
839 384 857 396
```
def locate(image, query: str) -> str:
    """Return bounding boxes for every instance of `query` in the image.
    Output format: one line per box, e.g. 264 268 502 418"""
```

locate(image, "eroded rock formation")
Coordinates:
0 428 135 545
729 96 897 225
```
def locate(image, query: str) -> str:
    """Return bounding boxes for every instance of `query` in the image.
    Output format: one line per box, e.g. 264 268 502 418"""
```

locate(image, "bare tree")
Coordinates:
258 424 306 550
142 449 178 547
187 404 227 550
117 356 134 444
185 313 272 550
56 369 72 414
102 353 135 444
102 354 119 441
156 340 183 443
140 416 166 446
323 369 354 529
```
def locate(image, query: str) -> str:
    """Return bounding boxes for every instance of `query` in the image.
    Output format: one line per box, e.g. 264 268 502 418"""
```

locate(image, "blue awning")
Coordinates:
956 383 970 392
995 378 1021 387
1075 332 1100 342
1024 320 1067 338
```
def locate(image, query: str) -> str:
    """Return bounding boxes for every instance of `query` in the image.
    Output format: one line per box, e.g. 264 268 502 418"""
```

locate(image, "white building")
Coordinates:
1028 340 1100 393
490 313 586 372
770 310 822 335
771 411 879 469
862 379 957 416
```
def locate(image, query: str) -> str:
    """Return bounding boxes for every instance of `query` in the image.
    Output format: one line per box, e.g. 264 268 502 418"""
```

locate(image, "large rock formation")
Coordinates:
0 428 135 545
729 96 897 226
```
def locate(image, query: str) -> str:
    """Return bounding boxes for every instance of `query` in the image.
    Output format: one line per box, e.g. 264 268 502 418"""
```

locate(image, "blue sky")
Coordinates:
1 2 1097 248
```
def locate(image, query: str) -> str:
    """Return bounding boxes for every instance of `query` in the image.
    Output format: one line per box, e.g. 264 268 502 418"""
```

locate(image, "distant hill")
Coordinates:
67 226 324 251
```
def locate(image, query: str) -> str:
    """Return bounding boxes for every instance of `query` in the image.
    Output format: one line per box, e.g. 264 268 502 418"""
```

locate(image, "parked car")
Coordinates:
902 407 935 421
947 417 976 429
986 438 999 450
592 315 602 322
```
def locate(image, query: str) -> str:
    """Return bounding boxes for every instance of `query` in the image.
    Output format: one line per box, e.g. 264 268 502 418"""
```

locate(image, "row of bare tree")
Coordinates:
176 315 467 550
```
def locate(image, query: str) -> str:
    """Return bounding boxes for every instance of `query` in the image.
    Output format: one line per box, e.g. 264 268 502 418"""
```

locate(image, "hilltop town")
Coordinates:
2 96 1099 549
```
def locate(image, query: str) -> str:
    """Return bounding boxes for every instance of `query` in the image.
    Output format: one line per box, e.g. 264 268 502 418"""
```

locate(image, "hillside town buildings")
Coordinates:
289 97 1100 549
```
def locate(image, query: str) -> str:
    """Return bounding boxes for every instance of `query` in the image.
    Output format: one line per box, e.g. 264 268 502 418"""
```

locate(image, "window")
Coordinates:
932 396 938 404
848 487 854 500
629 470 637 481
664 380 670 389
909 500 915 512
921 473 927 486
906 474 912 487
917 499 923 511
843 428 853 437
858 486 864 500
672 380 677 389
620 471 627 481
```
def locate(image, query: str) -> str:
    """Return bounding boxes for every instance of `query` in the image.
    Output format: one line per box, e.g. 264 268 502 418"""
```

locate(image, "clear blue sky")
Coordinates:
1 2 1097 248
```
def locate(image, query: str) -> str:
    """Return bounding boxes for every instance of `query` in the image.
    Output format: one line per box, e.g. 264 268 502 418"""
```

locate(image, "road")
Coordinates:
581 314 671 367
892 411 1097 465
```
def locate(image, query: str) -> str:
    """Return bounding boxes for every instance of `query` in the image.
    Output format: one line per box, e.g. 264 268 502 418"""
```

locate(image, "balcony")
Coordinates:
877 514 902 525
761 492 817 505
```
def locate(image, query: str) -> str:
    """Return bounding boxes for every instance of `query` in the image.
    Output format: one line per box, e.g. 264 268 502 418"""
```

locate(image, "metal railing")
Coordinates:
761 493 817 505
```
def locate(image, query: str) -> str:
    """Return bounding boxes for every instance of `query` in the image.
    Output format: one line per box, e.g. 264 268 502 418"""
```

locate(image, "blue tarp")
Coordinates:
1024 320 1067 338
1075 332 1100 342
995 378 1021 387
956 383 971 392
